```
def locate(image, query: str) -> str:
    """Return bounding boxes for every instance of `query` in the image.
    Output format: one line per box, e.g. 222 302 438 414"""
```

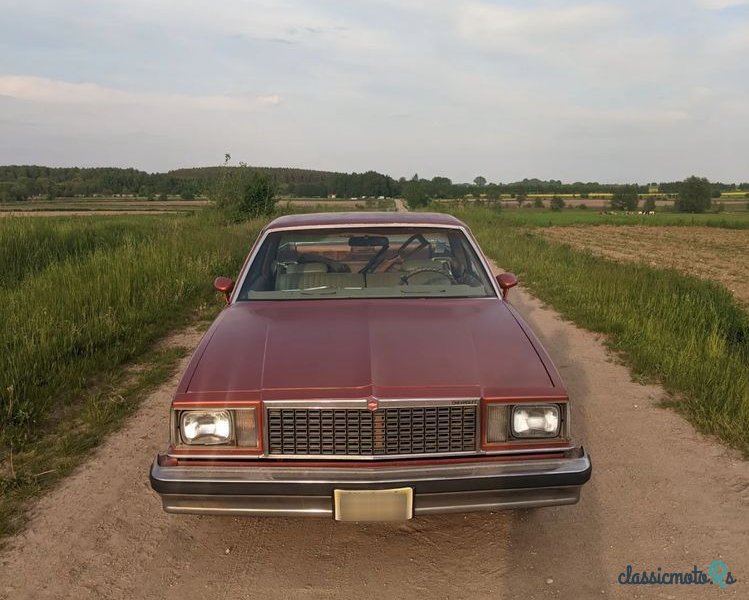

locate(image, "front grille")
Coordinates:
266 404 478 457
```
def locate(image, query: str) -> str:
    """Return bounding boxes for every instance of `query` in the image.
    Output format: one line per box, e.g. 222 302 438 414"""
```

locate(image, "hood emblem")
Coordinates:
367 398 379 412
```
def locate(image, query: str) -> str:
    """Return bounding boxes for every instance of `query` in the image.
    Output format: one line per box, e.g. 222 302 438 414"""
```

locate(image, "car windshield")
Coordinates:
236 226 496 300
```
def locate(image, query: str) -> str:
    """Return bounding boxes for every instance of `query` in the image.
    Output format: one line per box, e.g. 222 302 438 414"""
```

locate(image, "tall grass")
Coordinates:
457 207 749 454
0 217 167 287
0 214 265 449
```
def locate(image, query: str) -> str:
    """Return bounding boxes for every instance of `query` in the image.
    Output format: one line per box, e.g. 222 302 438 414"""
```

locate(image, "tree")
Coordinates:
238 172 277 217
533 198 544 208
550 196 565 211
403 180 429 209
610 185 639 211
473 176 487 187
643 196 656 212
676 176 712 213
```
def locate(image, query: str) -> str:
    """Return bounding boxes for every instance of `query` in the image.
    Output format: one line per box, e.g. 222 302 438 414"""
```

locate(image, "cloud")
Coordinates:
453 2 679 86
0 76 282 111
458 2 621 41
697 0 749 9
256 94 282 106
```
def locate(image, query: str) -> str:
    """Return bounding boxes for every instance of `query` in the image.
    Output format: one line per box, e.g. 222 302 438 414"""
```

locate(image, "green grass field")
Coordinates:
0 212 267 537
452 206 749 455
461 206 749 229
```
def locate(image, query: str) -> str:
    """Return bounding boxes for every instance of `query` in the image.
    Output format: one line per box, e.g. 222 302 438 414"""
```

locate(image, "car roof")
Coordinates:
265 211 466 230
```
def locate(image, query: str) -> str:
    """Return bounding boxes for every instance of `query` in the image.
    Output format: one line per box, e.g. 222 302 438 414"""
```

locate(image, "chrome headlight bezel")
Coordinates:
174 407 260 449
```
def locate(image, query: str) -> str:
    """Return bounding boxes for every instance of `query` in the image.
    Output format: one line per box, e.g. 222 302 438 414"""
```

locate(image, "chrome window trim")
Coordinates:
230 222 502 303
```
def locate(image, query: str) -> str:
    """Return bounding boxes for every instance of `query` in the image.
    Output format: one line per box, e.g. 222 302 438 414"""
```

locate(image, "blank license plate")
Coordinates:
333 487 413 522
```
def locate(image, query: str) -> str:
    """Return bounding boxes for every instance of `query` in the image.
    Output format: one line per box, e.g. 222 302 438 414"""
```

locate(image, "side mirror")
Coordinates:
213 276 235 304
496 272 518 299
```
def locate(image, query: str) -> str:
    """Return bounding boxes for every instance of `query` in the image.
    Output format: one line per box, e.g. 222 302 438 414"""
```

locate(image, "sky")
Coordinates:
0 0 748 183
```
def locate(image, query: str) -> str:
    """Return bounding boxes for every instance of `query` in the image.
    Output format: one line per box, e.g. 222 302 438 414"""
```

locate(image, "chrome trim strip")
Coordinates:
413 487 581 515
259 451 482 462
262 397 479 409
230 222 501 303
161 495 333 517
152 449 591 485
165 446 572 460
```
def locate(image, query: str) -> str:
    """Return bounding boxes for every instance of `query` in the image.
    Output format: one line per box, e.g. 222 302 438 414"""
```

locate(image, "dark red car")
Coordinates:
150 212 591 521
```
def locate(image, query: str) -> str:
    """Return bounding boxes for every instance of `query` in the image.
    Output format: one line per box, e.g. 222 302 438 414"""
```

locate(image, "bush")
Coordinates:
239 172 277 218
577 203 588 210
403 180 430 209
643 197 656 212
212 157 278 221
533 198 544 208
676 176 712 213
550 196 565 211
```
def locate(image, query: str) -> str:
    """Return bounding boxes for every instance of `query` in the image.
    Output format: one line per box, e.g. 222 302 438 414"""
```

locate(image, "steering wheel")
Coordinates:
400 267 456 285
382 234 430 272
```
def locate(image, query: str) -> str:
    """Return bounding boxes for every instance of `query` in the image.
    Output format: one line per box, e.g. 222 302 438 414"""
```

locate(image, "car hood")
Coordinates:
184 299 558 400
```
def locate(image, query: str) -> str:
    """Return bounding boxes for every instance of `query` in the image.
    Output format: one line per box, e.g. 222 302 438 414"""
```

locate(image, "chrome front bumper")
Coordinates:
149 447 591 518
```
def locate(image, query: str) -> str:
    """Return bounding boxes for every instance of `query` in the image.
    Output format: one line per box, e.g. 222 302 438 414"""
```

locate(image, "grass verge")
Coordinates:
0 343 187 541
0 213 267 540
455 207 749 455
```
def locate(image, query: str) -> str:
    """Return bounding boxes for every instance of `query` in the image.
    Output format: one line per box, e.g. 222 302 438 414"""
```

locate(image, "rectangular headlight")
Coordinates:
180 410 233 445
511 404 561 438
485 404 508 443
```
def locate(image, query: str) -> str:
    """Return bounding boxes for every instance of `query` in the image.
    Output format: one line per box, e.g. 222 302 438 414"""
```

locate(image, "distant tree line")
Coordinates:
0 164 747 204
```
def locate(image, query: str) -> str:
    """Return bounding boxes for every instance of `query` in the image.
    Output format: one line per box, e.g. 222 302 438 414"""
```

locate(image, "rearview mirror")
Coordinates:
348 235 389 247
496 272 518 299
213 276 235 304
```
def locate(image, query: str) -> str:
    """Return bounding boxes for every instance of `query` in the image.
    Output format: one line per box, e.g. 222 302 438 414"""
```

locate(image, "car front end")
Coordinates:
150 396 591 521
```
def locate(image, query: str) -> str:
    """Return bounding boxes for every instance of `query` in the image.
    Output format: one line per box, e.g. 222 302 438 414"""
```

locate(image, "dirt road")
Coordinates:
2 262 749 598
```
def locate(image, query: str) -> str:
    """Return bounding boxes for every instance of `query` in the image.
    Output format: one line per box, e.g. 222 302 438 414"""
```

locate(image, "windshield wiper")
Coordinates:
400 288 447 295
